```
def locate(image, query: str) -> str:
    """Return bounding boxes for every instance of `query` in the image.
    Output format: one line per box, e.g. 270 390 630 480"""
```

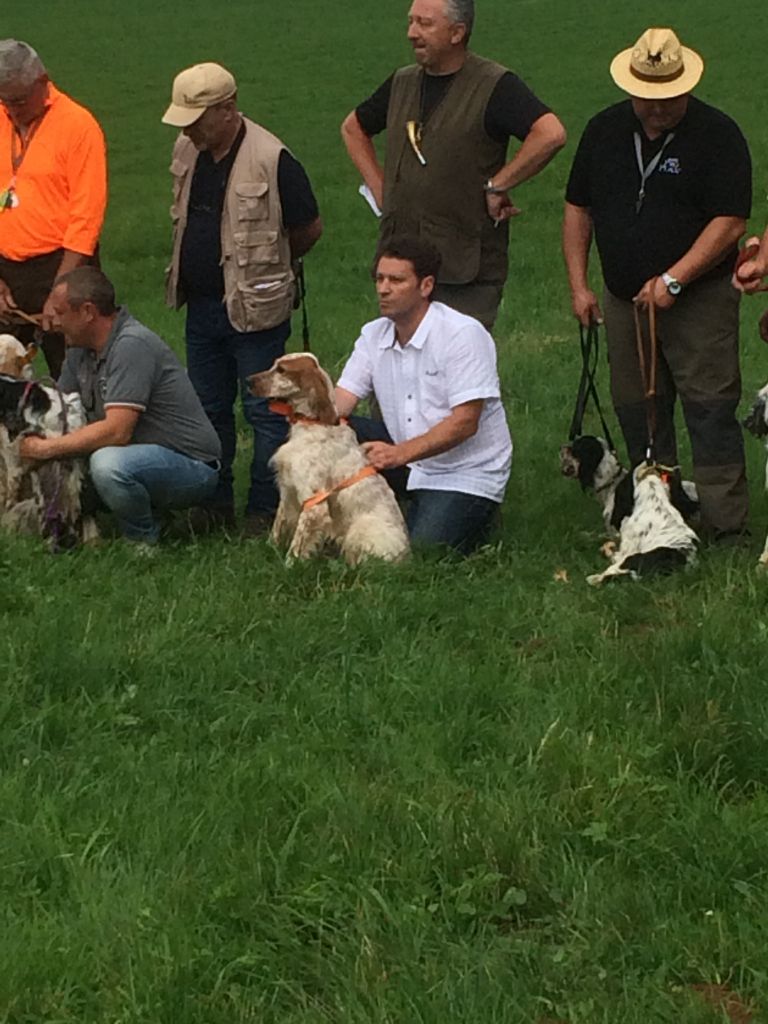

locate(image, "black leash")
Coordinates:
295 259 311 352
568 321 616 452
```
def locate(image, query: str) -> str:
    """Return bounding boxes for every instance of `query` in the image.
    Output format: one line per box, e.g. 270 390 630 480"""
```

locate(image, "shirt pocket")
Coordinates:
235 181 269 221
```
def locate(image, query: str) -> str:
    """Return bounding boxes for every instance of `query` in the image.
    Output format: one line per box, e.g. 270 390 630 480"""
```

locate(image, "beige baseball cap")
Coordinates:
610 28 704 99
161 62 237 127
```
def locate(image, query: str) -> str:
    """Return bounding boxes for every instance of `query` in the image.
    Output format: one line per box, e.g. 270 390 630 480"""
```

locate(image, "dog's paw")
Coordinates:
586 572 604 587
755 556 768 575
600 540 617 560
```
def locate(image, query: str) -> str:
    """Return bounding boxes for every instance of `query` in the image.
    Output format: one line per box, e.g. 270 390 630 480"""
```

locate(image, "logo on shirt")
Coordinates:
658 157 681 175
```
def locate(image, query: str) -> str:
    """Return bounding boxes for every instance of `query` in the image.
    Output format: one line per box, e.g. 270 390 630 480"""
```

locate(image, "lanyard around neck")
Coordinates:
10 107 49 175
633 131 675 215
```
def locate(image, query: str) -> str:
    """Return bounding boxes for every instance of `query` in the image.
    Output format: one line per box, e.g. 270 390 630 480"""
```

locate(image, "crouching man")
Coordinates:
334 238 512 554
19 267 222 547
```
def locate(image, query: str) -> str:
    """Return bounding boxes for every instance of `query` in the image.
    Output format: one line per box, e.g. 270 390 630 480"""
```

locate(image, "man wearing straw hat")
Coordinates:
0 39 107 378
563 27 752 544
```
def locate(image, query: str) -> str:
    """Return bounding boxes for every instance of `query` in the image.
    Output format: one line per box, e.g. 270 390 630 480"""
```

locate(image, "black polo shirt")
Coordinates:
180 124 319 300
565 97 752 300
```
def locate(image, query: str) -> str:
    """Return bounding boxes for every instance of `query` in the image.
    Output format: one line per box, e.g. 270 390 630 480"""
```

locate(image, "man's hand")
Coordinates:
41 292 59 333
19 435 54 461
733 236 767 294
634 276 675 311
485 191 521 225
362 441 405 470
759 308 768 344
0 278 18 318
571 287 603 327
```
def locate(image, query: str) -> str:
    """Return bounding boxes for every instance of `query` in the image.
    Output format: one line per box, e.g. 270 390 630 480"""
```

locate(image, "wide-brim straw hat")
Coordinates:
610 27 704 99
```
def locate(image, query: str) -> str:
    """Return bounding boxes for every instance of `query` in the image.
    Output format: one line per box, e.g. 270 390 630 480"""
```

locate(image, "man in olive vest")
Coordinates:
163 62 322 535
341 0 566 330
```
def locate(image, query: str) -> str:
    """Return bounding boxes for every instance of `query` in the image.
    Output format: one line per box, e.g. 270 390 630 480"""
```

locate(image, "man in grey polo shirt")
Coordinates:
20 266 221 546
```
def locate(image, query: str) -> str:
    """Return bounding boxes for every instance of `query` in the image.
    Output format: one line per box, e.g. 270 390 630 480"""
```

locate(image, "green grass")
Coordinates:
2 0 768 1021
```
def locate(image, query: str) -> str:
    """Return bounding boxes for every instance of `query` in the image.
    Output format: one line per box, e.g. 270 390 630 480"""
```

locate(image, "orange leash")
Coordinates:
302 465 378 511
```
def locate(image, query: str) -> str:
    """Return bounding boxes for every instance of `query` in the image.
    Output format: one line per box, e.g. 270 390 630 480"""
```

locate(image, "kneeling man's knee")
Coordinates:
89 446 129 496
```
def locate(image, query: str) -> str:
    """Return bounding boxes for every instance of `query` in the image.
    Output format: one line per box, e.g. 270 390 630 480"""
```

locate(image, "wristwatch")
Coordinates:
483 178 507 195
661 272 682 297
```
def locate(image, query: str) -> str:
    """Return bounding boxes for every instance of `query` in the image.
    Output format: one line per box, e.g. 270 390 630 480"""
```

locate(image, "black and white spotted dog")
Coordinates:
585 462 699 585
743 382 768 569
560 435 632 536
561 435 700 584
560 434 700 536
0 375 95 548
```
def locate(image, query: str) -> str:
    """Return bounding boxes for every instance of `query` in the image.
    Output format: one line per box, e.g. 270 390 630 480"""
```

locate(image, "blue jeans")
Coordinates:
185 297 290 516
348 415 498 554
89 445 219 543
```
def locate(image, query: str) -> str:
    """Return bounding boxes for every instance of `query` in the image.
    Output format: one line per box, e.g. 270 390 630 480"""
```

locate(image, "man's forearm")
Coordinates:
28 418 132 460
341 112 384 206
562 202 594 293
667 216 746 286
489 113 566 192
289 217 323 259
54 249 90 280
394 406 481 464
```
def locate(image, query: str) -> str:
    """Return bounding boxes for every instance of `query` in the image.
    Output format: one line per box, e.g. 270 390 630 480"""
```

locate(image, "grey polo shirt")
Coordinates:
59 307 221 464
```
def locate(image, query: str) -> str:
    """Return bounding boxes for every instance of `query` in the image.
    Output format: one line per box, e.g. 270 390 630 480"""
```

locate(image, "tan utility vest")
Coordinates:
381 53 508 285
165 118 294 332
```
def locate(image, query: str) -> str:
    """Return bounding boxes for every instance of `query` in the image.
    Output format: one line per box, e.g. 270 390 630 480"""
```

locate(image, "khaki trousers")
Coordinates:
602 275 747 535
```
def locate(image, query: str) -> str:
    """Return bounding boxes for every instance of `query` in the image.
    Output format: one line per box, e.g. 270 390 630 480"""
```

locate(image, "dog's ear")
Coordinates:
22 344 38 366
306 374 339 425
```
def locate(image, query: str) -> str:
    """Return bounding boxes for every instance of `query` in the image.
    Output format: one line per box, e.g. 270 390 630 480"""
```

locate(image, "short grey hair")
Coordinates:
444 0 474 42
0 40 46 90
55 267 116 317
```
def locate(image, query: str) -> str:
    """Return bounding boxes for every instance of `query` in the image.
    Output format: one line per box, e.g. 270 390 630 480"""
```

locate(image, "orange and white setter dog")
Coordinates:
248 353 409 565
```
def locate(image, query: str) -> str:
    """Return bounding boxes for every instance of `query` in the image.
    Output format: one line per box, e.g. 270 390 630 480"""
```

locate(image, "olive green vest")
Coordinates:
381 53 508 285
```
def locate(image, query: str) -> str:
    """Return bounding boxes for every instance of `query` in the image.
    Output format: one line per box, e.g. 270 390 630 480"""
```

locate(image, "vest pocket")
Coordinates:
235 181 269 221
420 214 481 285
233 229 280 270
236 276 294 327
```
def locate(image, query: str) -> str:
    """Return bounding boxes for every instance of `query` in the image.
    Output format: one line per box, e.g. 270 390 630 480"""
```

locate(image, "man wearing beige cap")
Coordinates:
162 62 322 535
563 28 752 544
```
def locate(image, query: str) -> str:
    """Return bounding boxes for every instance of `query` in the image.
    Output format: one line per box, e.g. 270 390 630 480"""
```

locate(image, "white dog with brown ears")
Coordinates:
248 353 410 565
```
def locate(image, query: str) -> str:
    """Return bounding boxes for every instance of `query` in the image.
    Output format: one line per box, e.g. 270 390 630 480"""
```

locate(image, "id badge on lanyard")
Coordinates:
634 131 675 215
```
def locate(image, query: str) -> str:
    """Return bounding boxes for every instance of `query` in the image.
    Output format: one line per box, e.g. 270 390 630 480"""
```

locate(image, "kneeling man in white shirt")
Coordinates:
335 238 512 553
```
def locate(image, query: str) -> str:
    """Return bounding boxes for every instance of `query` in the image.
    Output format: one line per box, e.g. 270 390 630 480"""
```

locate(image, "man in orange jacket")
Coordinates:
0 39 107 377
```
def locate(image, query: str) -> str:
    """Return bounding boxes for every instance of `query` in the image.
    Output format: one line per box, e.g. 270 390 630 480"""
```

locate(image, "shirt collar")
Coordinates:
377 302 436 350
95 306 130 364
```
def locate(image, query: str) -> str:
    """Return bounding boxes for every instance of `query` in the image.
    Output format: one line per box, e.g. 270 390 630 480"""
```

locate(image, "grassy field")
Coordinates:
3 1 768 1021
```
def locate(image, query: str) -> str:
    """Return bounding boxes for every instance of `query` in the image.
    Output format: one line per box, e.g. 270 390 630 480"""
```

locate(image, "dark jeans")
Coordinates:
185 297 290 516
348 415 498 554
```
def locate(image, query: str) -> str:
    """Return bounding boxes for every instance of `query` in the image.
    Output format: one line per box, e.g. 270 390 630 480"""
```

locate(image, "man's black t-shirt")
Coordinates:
356 69 550 143
180 123 319 300
565 97 752 300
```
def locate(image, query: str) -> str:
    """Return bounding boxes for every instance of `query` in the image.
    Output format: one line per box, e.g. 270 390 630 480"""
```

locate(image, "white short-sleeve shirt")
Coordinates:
337 302 512 502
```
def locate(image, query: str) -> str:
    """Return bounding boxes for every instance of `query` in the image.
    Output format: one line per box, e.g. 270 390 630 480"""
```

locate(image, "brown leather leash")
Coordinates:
0 308 43 328
633 278 659 463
